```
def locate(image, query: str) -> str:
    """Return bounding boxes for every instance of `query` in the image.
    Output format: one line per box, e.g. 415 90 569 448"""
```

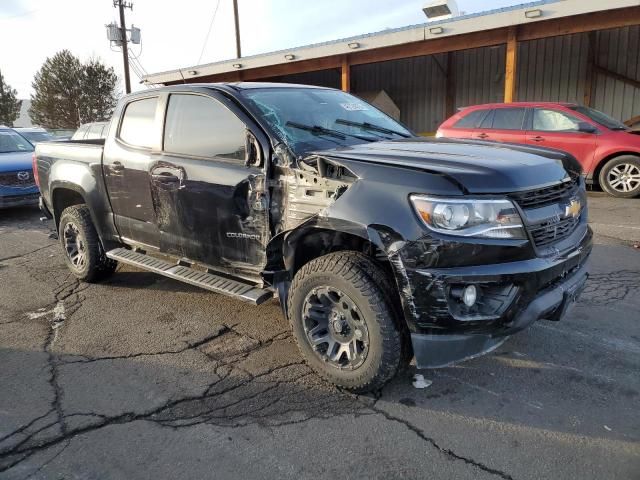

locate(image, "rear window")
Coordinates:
453 109 489 129
119 97 158 148
72 125 89 140
492 108 526 130
86 123 105 139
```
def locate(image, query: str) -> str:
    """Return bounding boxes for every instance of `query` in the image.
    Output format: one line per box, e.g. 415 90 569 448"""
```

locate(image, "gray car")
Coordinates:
14 127 55 144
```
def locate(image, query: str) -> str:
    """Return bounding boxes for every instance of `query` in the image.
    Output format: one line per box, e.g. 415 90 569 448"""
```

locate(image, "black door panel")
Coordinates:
102 95 161 248
150 155 268 278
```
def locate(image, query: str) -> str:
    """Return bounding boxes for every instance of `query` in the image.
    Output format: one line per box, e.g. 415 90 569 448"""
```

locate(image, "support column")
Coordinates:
341 55 351 92
504 27 518 103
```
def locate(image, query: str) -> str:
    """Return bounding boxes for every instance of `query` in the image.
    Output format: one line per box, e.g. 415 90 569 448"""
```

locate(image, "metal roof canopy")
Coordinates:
143 0 640 86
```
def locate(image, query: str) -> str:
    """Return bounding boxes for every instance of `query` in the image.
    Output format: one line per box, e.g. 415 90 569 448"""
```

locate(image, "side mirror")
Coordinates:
244 130 263 167
577 122 597 134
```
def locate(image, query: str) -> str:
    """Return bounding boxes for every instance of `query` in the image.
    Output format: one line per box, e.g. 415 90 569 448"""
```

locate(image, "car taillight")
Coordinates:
32 152 40 188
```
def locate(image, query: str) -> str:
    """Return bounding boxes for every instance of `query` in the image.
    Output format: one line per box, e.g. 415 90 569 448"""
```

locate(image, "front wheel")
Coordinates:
59 205 117 282
287 251 404 392
599 156 640 198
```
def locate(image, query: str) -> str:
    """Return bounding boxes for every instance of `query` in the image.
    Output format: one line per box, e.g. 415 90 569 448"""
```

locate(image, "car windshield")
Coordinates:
20 131 53 143
0 130 34 154
570 106 628 130
241 87 413 156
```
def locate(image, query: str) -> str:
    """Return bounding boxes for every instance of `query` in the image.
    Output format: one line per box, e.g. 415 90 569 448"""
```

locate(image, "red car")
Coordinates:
437 102 640 198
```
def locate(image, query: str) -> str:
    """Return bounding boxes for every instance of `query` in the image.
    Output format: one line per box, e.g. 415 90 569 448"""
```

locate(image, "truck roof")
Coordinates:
125 82 332 100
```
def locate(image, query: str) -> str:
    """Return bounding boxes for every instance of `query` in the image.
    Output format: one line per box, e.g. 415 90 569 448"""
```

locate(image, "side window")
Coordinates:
119 97 158 148
163 94 246 161
454 109 489 129
479 110 495 129
491 108 526 130
533 109 581 132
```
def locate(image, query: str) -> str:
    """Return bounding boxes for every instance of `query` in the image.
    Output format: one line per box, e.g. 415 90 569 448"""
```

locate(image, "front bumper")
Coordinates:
401 227 592 368
0 192 39 209
410 259 589 367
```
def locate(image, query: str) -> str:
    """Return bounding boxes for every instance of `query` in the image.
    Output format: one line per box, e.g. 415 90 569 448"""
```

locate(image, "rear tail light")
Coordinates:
32 153 40 188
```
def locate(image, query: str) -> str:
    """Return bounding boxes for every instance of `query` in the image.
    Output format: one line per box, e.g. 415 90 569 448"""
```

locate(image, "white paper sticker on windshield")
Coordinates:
340 103 368 111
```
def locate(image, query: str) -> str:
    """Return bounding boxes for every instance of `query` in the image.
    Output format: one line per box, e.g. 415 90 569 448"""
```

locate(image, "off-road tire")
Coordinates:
599 155 640 198
288 251 405 392
59 205 117 282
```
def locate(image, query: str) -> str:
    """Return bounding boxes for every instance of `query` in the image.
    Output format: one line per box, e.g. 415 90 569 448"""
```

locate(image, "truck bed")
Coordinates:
36 138 105 165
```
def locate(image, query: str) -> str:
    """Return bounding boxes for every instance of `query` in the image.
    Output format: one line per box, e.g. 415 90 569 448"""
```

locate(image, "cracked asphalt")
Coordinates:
1 193 639 480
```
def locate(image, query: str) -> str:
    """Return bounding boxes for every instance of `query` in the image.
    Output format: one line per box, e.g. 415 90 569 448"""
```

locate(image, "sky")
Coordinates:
0 0 521 98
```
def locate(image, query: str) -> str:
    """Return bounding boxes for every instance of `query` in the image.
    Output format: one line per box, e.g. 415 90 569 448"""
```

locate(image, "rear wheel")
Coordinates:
59 205 117 282
599 156 640 198
288 251 404 392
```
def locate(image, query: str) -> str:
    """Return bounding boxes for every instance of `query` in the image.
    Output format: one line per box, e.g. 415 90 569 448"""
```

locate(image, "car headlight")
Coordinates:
410 195 526 239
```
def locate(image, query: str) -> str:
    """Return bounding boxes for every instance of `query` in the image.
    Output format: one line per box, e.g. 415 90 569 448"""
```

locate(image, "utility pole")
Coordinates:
114 0 133 94
232 0 241 58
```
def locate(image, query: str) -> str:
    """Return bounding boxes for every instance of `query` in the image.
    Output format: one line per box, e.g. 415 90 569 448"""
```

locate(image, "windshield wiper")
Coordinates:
335 119 411 138
286 121 375 142
286 121 346 139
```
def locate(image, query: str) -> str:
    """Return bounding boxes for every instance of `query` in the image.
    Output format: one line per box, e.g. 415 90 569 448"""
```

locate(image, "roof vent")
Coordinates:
422 0 459 20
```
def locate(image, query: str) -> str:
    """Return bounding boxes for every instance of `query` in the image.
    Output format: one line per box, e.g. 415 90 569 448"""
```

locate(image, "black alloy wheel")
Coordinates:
302 286 370 370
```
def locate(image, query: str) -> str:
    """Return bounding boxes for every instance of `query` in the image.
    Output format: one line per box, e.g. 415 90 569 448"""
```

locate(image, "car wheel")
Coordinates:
287 251 404 393
59 205 117 282
599 156 640 198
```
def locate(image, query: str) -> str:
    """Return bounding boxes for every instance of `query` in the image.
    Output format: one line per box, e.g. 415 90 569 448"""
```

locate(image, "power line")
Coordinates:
197 0 221 65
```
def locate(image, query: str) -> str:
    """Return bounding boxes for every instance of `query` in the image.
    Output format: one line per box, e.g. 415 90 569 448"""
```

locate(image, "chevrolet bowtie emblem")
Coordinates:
565 199 582 218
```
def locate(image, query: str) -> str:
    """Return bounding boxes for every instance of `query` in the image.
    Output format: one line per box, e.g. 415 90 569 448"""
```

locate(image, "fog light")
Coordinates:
462 285 477 307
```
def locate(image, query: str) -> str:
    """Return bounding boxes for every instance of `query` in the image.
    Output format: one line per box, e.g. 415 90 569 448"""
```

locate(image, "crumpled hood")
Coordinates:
0 151 34 173
312 138 577 193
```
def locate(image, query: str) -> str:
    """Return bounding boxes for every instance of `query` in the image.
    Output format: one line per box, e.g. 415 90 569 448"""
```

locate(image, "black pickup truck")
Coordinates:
35 83 591 391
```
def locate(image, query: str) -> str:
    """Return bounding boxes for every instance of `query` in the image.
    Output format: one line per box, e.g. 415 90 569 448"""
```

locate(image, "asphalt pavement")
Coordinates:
0 193 639 480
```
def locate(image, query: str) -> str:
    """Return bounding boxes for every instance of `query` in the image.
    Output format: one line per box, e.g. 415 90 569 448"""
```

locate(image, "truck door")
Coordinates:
102 95 162 249
150 91 269 280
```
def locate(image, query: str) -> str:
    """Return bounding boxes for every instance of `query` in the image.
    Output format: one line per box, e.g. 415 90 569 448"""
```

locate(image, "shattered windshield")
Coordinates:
241 87 413 156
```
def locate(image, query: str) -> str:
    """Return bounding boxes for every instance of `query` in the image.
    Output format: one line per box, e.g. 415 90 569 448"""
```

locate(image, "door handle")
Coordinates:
111 161 125 173
476 133 489 139
151 173 180 183
531 136 545 142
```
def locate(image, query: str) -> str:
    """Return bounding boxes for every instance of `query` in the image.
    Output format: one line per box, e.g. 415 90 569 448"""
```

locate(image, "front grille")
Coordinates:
0 171 35 188
529 215 581 248
509 178 578 209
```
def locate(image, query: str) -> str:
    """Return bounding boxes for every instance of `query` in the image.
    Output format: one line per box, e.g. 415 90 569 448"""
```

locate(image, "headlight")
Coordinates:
410 195 526 239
